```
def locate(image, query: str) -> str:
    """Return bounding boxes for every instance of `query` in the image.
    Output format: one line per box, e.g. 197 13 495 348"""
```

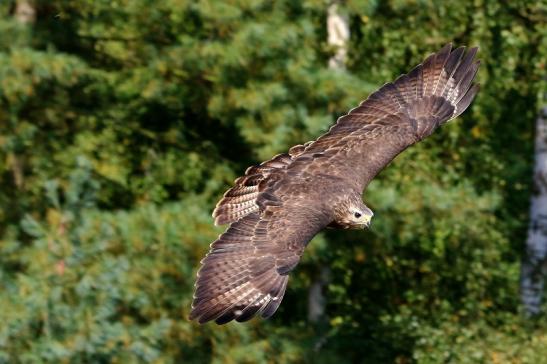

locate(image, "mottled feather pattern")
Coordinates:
212 144 312 225
191 44 480 324
212 154 288 225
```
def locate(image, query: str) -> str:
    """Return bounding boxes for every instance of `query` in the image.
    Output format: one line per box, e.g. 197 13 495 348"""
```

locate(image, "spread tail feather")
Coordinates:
213 144 310 225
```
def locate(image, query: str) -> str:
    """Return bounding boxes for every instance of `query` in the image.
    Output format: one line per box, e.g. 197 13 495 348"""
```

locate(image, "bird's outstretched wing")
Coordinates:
190 198 330 324
213 44 480 227
294 43 480 190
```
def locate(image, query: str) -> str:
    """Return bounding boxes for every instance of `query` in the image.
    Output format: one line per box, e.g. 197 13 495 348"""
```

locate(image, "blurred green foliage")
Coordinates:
0 0 545 362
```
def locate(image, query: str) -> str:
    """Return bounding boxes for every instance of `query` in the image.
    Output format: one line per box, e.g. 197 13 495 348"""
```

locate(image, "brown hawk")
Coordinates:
190 44 480 324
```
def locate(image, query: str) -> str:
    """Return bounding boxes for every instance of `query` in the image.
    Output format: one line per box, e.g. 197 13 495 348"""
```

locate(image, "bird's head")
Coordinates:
333 194 374 229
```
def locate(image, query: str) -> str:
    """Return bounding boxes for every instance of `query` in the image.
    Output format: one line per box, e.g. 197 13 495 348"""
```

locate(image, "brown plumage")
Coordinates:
190 44 480 324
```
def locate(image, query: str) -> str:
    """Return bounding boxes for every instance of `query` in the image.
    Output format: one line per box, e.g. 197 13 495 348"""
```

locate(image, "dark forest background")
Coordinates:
0 1 545 363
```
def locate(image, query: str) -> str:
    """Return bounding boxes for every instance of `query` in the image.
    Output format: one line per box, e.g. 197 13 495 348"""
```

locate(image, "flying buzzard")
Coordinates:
190 44 480 324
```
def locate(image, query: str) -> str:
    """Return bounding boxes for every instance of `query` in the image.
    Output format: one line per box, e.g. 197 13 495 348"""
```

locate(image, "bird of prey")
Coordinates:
190 44 480 324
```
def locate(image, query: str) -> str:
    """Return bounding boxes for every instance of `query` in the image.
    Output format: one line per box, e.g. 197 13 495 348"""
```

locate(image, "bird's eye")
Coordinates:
354 212 362 218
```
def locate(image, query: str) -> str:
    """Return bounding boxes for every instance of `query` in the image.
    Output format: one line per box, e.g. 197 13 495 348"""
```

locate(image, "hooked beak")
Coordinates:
363 207 373 229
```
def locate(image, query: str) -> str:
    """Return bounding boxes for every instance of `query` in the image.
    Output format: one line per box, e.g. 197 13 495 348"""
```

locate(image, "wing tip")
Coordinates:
439 42 453 55
453 83 480 119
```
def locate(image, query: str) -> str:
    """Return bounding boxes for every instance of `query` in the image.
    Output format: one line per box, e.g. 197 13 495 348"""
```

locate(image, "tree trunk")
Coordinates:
308 2 349 325
521 105 547 316
327 3 350 69
14 0 36 24
8 0 36 190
